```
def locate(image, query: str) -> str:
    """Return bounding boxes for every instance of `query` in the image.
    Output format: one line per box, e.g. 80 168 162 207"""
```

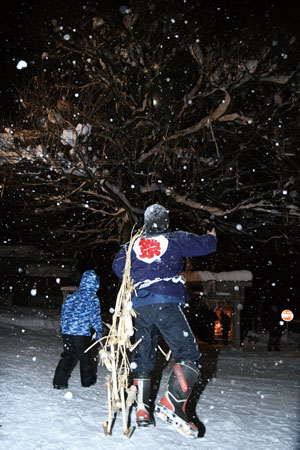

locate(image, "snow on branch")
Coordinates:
140 183 300 219
138 90 231 163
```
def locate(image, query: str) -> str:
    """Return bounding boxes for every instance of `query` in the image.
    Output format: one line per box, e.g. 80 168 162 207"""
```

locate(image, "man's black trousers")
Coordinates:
133 303 201 374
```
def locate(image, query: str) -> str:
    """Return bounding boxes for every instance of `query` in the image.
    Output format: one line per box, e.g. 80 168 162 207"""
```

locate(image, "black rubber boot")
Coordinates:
133 374 154 428
155 361 200 439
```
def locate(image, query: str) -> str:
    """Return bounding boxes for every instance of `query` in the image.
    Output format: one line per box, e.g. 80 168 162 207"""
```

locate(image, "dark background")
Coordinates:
0 0 299 331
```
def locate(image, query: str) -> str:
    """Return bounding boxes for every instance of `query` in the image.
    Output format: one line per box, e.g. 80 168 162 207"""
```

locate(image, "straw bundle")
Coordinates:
100 227 144 438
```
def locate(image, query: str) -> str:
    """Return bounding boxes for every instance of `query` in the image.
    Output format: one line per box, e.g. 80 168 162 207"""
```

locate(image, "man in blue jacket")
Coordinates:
53 270 102 389
112 204 217 438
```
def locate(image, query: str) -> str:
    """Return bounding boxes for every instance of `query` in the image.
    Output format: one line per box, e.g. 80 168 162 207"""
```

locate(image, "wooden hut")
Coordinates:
182 270 253 348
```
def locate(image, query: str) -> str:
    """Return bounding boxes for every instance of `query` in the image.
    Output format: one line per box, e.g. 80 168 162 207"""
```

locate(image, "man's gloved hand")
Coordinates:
207 227 216 237
203 222 216 234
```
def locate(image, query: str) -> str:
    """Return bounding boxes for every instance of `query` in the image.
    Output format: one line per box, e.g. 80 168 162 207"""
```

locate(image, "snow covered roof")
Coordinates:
25 264 75 278
184 270 253 283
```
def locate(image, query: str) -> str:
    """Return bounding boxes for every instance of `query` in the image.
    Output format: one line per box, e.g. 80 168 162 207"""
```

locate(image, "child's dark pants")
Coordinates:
53 334 96 388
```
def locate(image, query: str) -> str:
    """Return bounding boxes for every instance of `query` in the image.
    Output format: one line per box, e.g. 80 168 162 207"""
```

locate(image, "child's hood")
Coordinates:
79 270 100 293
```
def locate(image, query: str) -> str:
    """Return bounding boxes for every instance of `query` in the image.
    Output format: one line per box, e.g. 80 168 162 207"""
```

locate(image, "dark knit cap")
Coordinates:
144 204 169 234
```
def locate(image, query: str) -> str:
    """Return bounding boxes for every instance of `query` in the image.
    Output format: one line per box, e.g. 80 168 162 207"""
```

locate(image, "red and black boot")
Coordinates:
133 375 154 428
155 361 200 439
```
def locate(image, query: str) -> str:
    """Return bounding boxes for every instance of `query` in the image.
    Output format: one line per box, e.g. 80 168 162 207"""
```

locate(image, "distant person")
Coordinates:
53 270 102 389
267 304 284 351
189 303 206 341
206 306 218 344
113 204 217 438
220 311 231 345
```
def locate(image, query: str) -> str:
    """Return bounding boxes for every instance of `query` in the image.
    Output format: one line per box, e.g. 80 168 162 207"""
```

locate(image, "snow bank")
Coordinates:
0 303 60 330
1 303 299 450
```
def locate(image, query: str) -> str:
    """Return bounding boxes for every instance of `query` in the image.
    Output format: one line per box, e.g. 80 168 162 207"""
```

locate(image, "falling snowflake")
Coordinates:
16 60 28 70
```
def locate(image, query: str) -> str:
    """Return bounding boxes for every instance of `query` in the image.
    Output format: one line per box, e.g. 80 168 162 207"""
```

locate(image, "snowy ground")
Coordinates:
0 303 299 450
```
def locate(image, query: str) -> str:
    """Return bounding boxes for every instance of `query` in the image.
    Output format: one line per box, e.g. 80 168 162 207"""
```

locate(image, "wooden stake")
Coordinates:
102 376 112 436
120 385 127 433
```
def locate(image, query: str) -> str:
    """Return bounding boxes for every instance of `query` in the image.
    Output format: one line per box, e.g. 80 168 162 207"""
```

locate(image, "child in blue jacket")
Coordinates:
53 270 102 389
113 204 217 438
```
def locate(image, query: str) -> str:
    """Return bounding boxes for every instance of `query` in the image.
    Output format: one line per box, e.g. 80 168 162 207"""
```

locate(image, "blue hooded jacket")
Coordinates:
61 270 102 339
113 230 217 308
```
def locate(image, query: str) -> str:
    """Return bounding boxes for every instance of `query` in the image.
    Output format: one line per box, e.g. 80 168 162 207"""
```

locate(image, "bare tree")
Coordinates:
0 0 299 261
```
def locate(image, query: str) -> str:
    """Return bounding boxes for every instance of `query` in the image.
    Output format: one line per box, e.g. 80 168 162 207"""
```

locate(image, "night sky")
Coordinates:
0 0 299 324
1 0 299 113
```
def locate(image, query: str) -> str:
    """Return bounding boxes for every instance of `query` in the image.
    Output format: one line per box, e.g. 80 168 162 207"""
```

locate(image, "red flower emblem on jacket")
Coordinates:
138 238 161 259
